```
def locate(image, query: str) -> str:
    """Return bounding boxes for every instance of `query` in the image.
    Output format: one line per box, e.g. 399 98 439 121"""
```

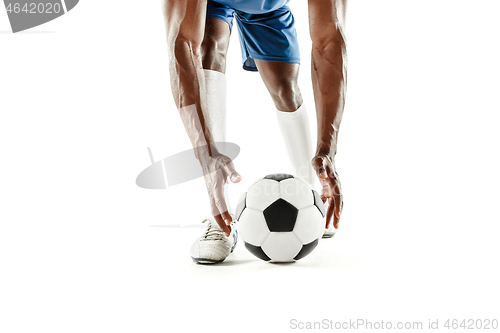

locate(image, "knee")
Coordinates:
201 35 228 72
270 81 303 112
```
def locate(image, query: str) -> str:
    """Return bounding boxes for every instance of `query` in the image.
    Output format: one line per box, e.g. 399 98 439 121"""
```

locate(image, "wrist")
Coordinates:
315 146 336 160
316 133 338 158
178 104 219 157
193 143 220 162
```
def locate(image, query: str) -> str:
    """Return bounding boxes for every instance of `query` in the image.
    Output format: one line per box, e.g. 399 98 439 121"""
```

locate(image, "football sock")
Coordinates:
276 104 316 188
204 69 227 143
203 69 235 212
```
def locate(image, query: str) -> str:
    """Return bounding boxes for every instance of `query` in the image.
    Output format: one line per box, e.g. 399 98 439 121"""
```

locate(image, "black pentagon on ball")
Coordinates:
263 198 298 232
293 239 319 261
312 189 326 218
245 242 271 261
263 173 294 182
235 192 247 220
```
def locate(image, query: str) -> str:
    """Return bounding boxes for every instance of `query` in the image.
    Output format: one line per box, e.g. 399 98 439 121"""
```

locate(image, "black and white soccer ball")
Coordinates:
235 173 326 262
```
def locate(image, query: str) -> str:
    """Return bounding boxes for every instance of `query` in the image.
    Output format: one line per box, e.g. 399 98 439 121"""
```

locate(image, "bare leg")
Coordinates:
201 18 231 73
253 60 302 112
254 59 315 186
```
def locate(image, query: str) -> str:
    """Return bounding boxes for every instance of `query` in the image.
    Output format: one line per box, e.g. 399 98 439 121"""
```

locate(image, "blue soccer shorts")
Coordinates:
206 0 300 72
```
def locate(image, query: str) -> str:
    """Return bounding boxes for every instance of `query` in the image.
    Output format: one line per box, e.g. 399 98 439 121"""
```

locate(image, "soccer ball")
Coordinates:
235 173 326 262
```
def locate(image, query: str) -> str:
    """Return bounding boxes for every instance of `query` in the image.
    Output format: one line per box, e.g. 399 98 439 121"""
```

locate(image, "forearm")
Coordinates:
163 0 216 160
170 44 218 161
168 40 214 151
311 31 347 158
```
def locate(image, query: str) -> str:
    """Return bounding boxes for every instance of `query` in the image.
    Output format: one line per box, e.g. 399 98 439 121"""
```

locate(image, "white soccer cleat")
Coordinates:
190 215 238 264
323 222 337 238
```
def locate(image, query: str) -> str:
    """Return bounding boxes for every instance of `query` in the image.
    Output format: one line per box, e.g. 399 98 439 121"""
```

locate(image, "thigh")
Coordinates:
254 59 302 111
254 60 300 89
202 2 234 73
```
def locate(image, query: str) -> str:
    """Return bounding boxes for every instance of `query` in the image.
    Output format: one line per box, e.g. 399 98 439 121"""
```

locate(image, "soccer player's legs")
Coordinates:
203 3 233 73
190 11 237 264
200 17 231 143
233 6 316 187
255 59 316 188
200 17 239 217
254 60 302 112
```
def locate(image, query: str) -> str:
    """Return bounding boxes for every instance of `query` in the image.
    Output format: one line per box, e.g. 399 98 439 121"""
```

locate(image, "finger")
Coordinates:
220 158 242 183
316 164 328 179
325 198 335 229
311 156 328 179
333 210 340 230
229 171 242 183
334 191 342 219
320 195 327 204
221 210 232 225
335 197 342 220
331 176 342 219
213 186 229 222
322 182 332 199
210 176 231 232
333 188 342 229
320 184 330 204
213 213 231 237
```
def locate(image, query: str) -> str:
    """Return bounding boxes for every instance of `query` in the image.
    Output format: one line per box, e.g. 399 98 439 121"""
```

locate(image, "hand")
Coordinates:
311 154 343 230
200 153 242 236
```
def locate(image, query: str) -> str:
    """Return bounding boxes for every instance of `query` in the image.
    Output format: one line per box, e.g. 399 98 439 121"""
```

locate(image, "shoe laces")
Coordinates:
201 219 226 241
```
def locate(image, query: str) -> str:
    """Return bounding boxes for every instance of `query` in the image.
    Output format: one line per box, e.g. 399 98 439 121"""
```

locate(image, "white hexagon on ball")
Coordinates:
293 205 324 245
261 232 303 262
238 207 270 246
279 178 314 210
245 179 280 211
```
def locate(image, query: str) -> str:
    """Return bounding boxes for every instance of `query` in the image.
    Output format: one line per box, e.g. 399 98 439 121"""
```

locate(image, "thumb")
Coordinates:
220 157 242 183
312 155 328 179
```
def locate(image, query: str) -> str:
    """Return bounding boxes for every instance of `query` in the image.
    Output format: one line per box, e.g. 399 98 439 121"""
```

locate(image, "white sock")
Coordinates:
276 104 316 188
203 69 236 212
203 69 227 142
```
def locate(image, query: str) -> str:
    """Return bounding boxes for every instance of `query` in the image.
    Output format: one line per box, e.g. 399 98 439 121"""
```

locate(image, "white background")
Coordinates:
1 1 499 332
